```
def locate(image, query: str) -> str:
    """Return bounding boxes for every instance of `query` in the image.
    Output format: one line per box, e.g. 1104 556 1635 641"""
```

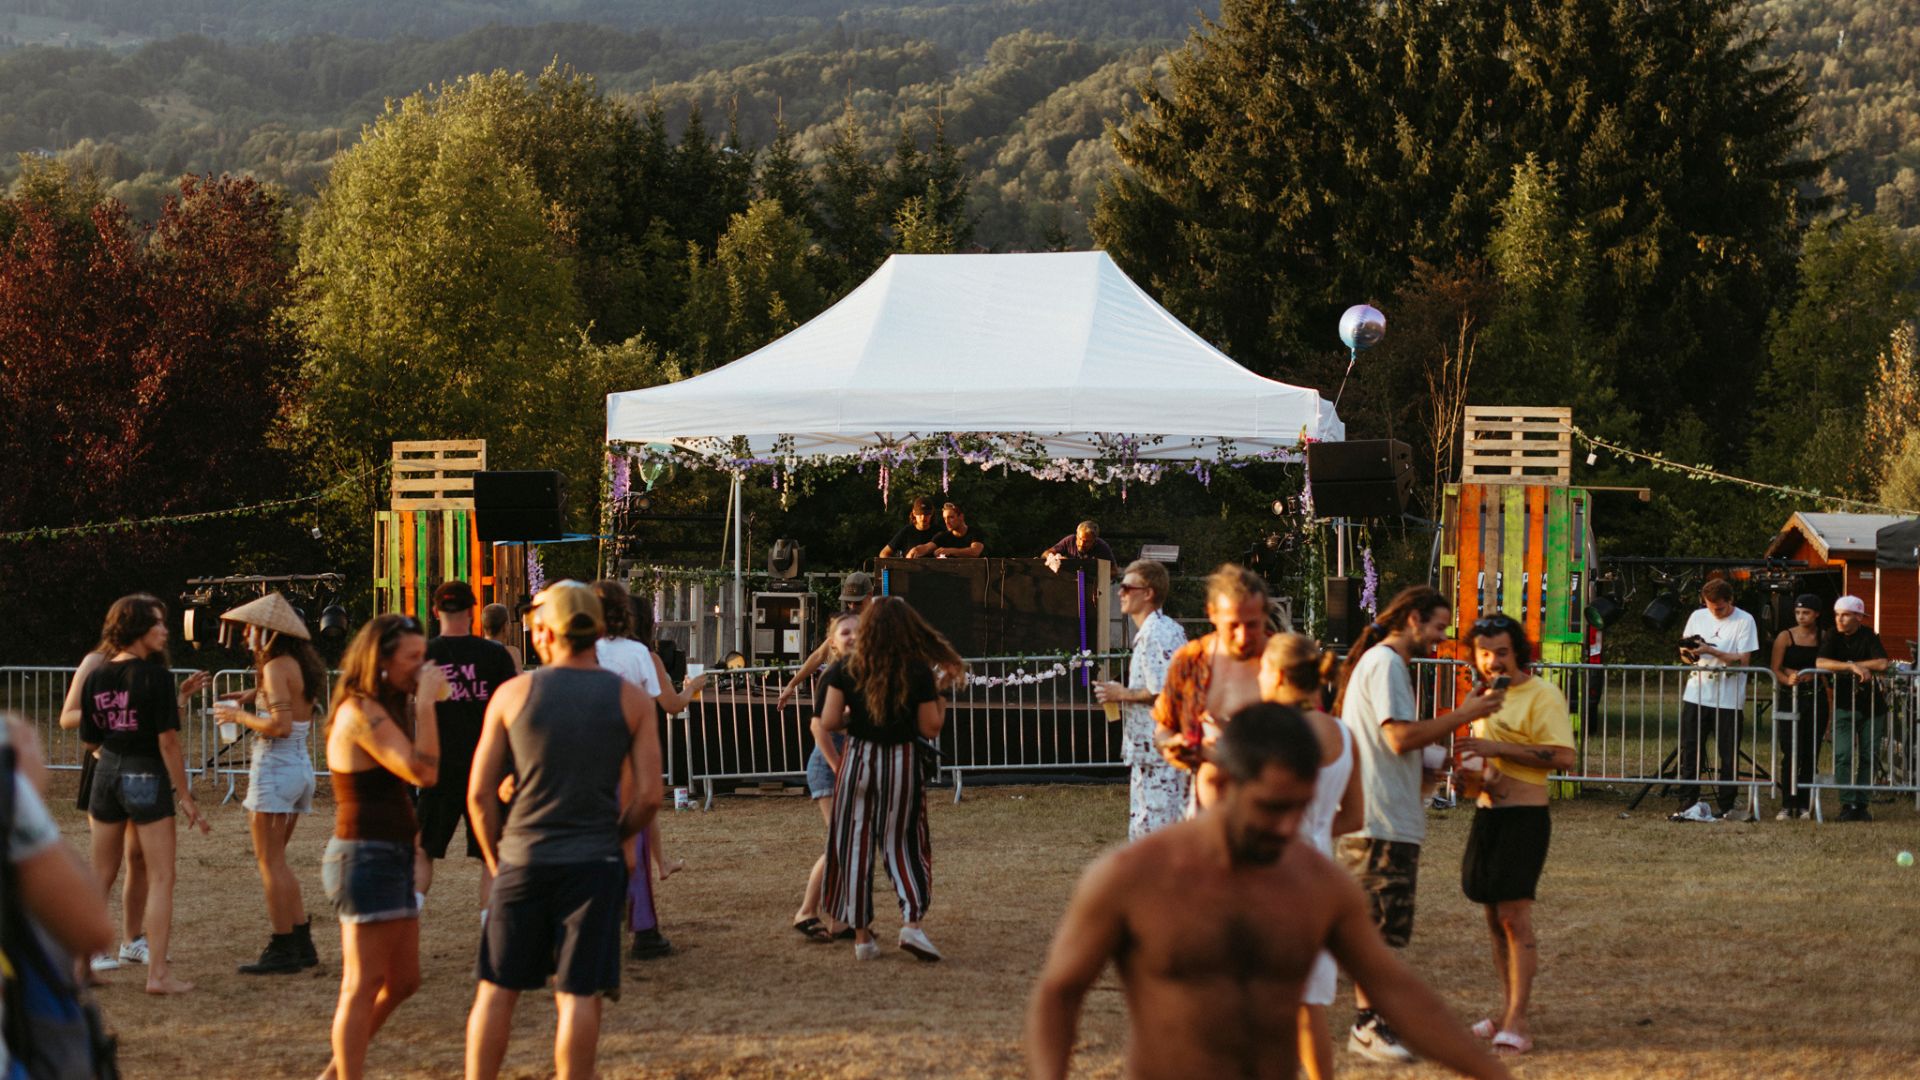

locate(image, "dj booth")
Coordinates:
873 556 1114 657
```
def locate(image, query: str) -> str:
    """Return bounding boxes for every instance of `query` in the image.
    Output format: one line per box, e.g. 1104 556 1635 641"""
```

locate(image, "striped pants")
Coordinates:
822 738 931 929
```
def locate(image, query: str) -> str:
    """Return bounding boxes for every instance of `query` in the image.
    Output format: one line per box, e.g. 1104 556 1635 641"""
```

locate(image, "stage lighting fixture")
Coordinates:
768 538 803 580
319 604 350 640
1641 593 1681 631
1585 595 1625 630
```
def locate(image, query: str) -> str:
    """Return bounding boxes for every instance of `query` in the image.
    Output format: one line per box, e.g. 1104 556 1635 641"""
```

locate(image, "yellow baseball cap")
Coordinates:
531 580 604 636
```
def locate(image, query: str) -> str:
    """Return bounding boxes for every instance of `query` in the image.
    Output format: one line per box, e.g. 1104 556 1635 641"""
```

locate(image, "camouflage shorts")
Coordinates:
1336 836 1421 948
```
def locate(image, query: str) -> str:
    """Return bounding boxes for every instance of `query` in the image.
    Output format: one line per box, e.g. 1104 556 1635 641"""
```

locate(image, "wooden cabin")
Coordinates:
1765 512 1918 662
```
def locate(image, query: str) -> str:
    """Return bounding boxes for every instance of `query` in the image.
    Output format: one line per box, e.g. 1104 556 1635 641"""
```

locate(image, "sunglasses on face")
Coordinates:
1117 582 1149 595
1472 614 1520 633
379 615 422 646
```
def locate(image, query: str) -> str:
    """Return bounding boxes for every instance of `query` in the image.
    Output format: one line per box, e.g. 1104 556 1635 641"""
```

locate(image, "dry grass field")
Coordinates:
42 776 1920 1079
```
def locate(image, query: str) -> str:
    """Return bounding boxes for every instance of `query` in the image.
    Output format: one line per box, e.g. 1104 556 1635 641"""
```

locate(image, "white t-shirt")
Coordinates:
596 637 662 695
1680 606 1759 711
1339 645 1425 845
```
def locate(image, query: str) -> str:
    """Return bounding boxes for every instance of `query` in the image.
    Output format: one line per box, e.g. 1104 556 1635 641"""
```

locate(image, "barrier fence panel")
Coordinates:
676 653 1131 804
2 666 221 789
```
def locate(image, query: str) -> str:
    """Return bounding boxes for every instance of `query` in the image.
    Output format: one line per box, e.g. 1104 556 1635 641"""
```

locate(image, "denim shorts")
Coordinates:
321 837 418 924
806 747 836 799
87 750 174 825
244 745 315 815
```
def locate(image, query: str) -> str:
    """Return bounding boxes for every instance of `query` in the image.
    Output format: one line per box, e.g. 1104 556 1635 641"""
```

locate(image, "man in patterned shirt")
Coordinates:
1152 565 1273 812
1096 559 1189 839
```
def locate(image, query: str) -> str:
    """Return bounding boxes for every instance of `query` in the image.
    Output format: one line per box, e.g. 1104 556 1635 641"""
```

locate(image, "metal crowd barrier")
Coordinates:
1410 658 1919 819
676 653 1132 805
10 654 1914 819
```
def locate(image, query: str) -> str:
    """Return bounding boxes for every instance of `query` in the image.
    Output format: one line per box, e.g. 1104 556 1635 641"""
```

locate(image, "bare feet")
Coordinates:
657 858 685 882
144 973 194 995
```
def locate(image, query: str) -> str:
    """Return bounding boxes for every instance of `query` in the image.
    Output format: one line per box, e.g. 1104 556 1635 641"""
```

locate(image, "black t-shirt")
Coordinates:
80 657 180 758
1819 627 1888 708
428 633 518 768
886 523 939 555
931 526 986 556
825 661 940 745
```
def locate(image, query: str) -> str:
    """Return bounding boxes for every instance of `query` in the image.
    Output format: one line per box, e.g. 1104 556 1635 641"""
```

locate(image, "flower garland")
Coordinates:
0 462 391 543
1360 546 1379 616
526 548 546 596
607 431 1307 504
961 651 1101 689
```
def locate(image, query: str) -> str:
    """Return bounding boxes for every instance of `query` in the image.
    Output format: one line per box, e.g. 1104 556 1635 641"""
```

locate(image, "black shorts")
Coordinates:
1337 837 1420 948
416 786 481 860
87 749 174 825
1461 806 1552 905
477 859 627 997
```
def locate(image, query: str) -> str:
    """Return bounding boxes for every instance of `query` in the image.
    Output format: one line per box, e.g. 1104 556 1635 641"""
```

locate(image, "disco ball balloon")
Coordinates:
1339 304 1387 352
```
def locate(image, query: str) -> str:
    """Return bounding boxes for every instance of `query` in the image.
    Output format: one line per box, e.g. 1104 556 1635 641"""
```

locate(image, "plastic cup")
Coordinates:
219 719 240 745
1102 701 1122 722
686 663 706 702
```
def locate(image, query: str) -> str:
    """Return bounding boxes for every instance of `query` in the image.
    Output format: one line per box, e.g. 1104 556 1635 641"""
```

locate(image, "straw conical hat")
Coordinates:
219 592 311 641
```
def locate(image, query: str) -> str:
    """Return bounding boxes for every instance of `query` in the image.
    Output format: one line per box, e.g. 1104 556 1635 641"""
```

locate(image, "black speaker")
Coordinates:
1307 440 1413 519
472 470 565 543
1325 575 1364 648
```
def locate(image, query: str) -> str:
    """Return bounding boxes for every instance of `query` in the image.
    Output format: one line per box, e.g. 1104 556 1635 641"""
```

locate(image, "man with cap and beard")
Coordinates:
418 580 518 908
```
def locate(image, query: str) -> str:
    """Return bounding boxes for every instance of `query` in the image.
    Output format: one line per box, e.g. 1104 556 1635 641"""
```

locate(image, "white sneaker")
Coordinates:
853 942 880 961
88 953 120 973
1348 1016 1416 1063
117 936 149 965
898 927 942 963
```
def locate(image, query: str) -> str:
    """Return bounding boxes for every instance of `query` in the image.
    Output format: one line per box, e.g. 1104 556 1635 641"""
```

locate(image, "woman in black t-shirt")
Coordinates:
79 594 210 995
818 597 964 962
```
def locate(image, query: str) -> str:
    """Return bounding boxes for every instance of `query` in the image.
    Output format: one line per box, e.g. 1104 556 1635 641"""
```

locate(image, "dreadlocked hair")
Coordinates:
1333 585 1449 715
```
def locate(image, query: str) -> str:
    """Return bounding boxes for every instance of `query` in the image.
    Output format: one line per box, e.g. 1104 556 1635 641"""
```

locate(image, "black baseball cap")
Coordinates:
433 580 478 612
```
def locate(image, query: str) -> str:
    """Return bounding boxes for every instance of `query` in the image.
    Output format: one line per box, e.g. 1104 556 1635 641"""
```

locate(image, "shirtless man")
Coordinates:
1153 564 1272 810
1026 703 1510 1080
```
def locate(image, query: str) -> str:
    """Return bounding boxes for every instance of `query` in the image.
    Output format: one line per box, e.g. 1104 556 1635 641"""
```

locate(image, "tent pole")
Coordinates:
732 473 745 656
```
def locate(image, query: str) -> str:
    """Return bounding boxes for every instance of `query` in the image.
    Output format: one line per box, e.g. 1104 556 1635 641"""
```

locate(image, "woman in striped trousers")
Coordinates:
819 597 964 962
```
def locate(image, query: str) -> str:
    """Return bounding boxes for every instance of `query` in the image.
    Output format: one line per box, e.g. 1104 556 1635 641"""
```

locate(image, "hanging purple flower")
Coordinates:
1360 546 1379 615
609 453 630 503
526 548 545 596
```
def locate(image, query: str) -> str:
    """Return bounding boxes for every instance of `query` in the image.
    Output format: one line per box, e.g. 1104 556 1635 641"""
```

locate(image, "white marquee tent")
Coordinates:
604 250 1344 456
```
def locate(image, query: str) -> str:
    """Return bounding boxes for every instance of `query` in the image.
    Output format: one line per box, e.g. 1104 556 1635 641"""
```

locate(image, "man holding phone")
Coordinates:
1452 614 1575 1056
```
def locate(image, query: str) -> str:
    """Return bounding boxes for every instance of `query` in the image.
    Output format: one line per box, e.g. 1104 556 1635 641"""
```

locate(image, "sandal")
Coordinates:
1492 1030 1534 1055
832 926 857 941
791 918 833 944
1470 1019 1496 1040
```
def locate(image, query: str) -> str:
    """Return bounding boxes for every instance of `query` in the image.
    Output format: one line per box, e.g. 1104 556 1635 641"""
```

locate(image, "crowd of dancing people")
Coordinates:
14 550 1596 1079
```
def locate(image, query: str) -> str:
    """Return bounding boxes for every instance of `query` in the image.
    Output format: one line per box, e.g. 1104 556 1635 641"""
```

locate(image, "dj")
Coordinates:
1040 521 1114 571
928 502 986 558
879 498 941 559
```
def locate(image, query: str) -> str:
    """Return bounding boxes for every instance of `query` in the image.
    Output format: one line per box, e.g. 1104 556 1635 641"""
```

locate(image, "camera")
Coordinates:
1679 634 1707 651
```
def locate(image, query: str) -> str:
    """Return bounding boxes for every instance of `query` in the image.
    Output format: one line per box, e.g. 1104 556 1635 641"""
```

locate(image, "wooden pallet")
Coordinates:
391 439 486 510
1462 406 1571 486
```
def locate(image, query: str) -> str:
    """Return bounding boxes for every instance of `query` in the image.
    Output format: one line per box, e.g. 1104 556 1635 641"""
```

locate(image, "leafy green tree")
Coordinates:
676 197 824 371
1750 216 1920 492
290 80 586 534
892 188 956 254
815 106 887 290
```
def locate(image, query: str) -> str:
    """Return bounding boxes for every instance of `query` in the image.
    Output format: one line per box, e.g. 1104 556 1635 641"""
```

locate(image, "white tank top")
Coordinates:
1302 719 1353 857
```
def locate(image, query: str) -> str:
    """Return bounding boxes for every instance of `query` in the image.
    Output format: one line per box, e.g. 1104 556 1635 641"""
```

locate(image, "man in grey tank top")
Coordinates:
464 580 662 1080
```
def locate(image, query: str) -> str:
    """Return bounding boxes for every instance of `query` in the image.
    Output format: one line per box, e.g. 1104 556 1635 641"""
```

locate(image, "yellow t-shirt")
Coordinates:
1473 675 1574 787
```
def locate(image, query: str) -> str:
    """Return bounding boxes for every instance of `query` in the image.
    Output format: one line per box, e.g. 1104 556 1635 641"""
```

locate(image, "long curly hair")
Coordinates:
846 597 965 730
255 633 329 709
328 614 421 731
98 593 169 663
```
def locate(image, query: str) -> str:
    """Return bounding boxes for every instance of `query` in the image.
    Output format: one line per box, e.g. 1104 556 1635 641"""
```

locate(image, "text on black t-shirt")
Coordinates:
81 658 181 758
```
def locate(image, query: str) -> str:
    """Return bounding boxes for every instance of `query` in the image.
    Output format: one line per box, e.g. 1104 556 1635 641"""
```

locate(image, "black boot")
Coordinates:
292 919 319 969
629 928 673 960
237 933 302 975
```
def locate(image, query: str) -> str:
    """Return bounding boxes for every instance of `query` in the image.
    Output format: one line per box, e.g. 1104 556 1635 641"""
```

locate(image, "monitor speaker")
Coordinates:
472 471 565 543
1307 440 1413 519
1325 576 1364 649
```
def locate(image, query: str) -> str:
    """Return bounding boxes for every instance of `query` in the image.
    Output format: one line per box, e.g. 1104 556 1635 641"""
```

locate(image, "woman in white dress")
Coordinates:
1260 632 1363 1080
